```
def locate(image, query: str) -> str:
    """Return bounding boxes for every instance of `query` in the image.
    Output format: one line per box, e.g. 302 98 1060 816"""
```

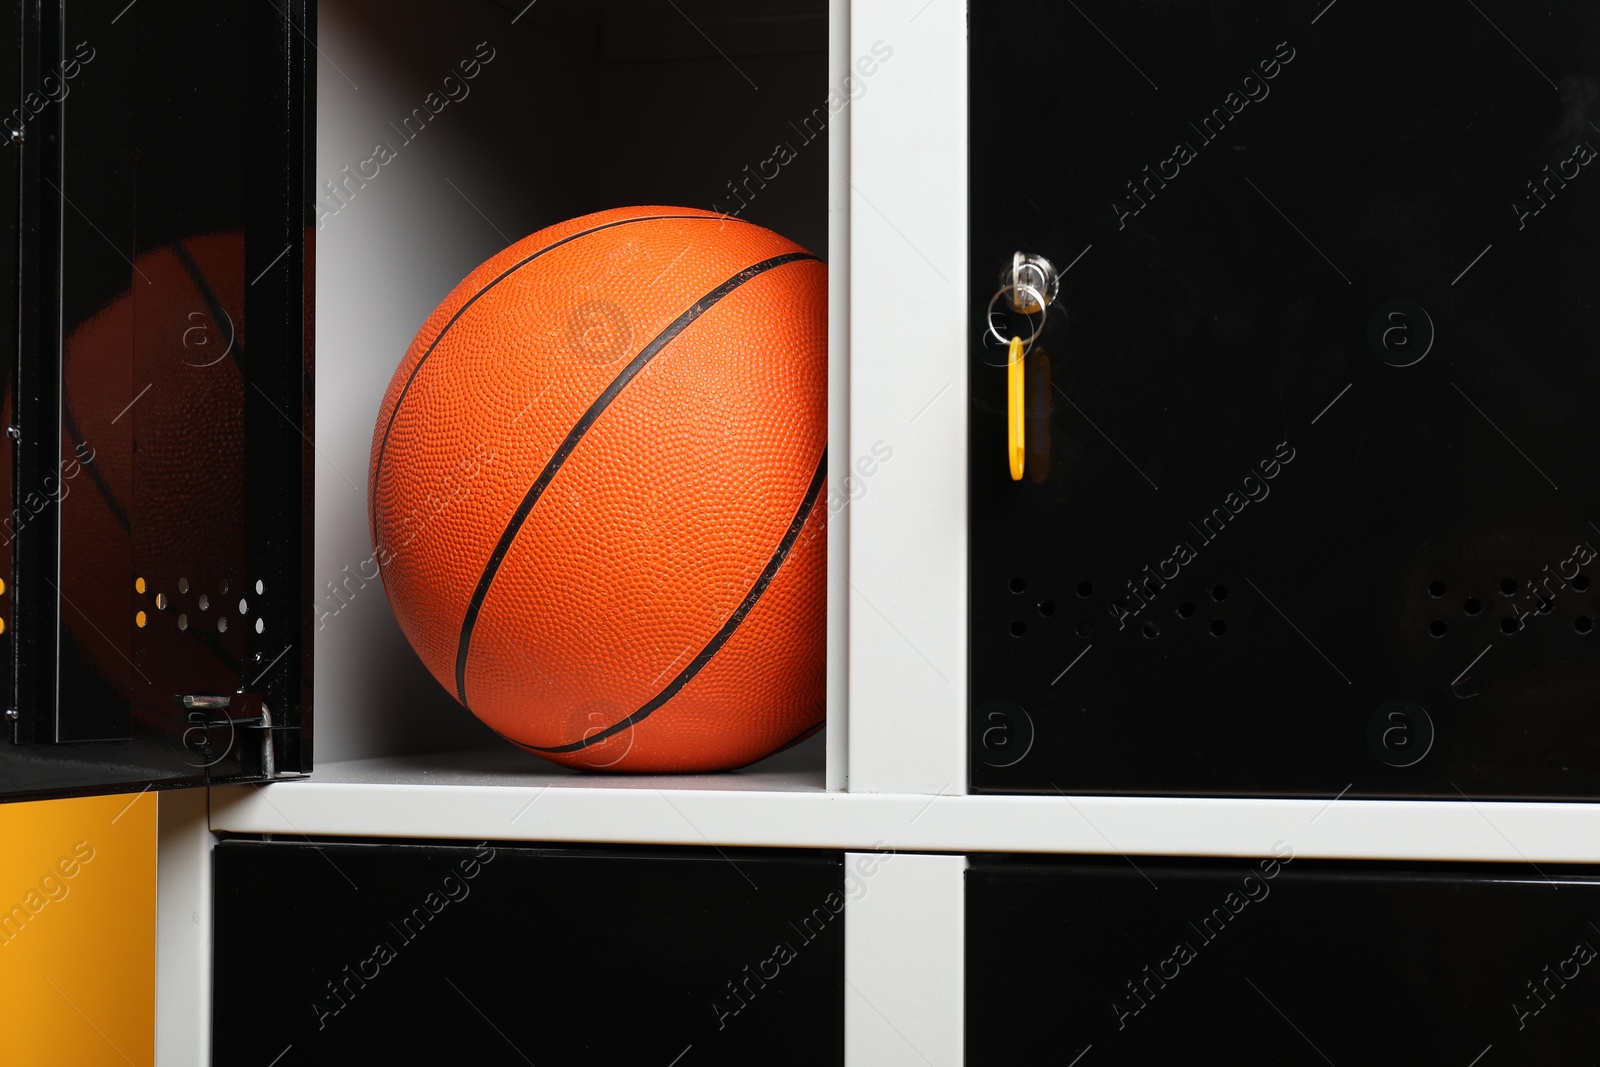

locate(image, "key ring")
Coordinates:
986 280 1048 482
982 281 1048 367
983 250 1062 482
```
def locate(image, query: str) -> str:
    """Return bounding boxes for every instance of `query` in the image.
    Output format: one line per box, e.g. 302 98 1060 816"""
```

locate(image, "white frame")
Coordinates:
845 852 966 1067
826 0 853 793
155 788 213 1066
845 0 970 799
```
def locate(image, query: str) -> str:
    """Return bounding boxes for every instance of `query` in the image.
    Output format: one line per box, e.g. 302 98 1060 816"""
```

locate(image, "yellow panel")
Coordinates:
0 792 156 1067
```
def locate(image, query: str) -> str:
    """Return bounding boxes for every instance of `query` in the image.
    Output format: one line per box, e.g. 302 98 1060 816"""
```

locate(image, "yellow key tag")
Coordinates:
1008 334 1025 481
985 250 1059 484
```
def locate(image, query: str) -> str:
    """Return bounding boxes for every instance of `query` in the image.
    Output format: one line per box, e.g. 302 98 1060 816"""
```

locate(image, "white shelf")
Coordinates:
209 746 1600 864
260 737 825 793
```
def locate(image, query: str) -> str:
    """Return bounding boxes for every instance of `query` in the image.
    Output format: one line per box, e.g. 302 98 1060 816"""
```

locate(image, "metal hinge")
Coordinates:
178 691 285 779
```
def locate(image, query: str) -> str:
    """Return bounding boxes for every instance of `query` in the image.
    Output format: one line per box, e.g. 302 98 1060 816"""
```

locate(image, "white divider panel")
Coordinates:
156 787 213 1067
847 0 969 794
827 0 853 792
845 851 966 1066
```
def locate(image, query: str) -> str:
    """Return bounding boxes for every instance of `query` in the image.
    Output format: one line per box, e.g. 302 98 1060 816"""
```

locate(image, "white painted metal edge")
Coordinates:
827 0 851 793
209 781 1600 865
845 852 965 1067
156 787 213 1067
847 0 969 795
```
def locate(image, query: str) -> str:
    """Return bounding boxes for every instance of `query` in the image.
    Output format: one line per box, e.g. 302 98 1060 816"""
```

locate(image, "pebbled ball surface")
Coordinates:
369 206 828 772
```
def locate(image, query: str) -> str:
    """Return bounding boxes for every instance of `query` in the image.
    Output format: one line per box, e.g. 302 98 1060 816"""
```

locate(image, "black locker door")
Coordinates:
970 0 1600 799
0 0 313 800
213 839 847 1066
968 855 1600 1065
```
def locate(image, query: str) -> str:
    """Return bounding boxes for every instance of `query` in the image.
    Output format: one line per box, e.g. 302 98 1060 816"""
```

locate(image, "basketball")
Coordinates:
368 206 828 772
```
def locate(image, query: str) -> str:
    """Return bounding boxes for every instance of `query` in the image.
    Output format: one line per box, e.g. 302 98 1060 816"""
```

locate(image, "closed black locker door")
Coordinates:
969 0 1600 798
968 854 1600 1064
213 839 846 1066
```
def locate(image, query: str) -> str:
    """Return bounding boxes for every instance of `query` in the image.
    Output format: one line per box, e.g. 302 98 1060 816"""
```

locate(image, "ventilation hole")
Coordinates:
177 613 188 631
1211 584 1229 602
1463 597 1482 616
1500 578 1519 596
1177 601 1195 619
134 577 146 594
0 578 6 595
1075 580 1093 598
155 593 168 610
219 579 229 595
197 594 210 611
1038 601 1055 617
178 577 189 594
255 579 265 595
135 611 147 628
1210 619 1227 637
1500 616 1522 634
1009 577 1026 594
1141 620 1160 639
238 598 248 614
1577 616 1593 634
255 618 265 634
1076 622 1093 638
0 618 6 634
1428 619 1447 637
1010 620 1027 637
1427 580 1446 598
1571 573 1590 592
217 616 228 633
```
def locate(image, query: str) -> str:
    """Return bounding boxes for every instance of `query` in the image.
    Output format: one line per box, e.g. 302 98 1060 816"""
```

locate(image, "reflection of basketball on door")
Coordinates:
59 232 248 716
370 207 828 773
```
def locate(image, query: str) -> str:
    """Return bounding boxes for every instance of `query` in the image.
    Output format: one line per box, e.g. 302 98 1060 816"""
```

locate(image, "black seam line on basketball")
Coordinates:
523 445 828 753
368 212 752 531
775 718 826 751
62 396 129 534
64 241 233 537
171 241 247 374
453 249 819 705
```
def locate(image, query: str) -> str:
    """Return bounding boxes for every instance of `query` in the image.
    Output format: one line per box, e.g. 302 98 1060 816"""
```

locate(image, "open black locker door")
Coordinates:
1 0 312 800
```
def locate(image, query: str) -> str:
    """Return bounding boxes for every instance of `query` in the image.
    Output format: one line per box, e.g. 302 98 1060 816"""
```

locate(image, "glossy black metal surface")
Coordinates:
967 855 1600 1064
970 0 1600 797
1 0 312 799
213 839 845 1066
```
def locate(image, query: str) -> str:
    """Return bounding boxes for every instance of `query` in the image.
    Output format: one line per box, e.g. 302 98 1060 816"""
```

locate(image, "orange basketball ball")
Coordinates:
368 206 828 772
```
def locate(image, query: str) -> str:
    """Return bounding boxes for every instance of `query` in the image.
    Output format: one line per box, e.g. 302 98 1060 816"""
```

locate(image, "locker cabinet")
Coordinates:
6 1 1599 1064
